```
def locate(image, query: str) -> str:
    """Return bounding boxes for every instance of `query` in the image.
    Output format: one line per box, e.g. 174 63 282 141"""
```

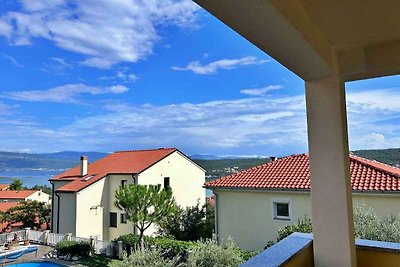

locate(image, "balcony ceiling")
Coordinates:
194 0 400 81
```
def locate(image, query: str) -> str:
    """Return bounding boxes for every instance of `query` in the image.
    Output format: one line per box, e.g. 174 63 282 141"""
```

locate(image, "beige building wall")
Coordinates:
216 190 310 251
215 190 400 251
51 180 71 233
57 192 76 235
107 174 136 241
138 151 205 235
76 177 107 239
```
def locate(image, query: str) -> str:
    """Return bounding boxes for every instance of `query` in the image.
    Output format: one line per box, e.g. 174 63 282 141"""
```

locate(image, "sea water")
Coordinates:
0 169 63 188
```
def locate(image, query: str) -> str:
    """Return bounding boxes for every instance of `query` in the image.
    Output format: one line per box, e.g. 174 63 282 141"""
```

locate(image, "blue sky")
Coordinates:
0 0 399 156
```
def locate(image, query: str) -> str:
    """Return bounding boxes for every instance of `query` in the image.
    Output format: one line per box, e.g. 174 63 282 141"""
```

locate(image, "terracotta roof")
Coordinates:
0 202 19 212
0 184 9 190
0 190 37 199
51 148 177 192
205 154 400 192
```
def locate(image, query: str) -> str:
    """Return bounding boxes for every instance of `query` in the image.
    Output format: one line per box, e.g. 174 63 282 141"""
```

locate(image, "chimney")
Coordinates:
270 156 277 162
80 156 88 176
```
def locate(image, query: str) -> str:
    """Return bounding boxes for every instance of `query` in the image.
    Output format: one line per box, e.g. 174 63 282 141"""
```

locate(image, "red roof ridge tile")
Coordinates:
350 155 400 178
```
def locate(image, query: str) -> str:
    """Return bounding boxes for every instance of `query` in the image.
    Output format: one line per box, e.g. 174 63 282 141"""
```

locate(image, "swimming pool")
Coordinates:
6 262 65 267
0 246 38 261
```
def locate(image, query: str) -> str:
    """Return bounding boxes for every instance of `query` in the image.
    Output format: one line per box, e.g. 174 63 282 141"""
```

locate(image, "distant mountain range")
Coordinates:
189 154 270 160
0 148 398 171
0 151 109 170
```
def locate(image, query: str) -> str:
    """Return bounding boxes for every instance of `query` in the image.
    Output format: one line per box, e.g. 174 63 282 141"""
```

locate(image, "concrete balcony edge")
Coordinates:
241 232 400 267
241 232 313 267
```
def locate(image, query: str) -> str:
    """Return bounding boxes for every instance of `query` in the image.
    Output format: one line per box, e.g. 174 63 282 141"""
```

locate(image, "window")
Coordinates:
109 212 117 227
164 177 170 189
121 179 127 188
272 199 291 221
120 213 127 224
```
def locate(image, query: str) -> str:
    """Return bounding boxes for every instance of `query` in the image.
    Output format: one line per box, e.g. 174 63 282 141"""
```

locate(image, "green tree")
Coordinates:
158 202 215 241
0 201 51 231
114 184 177 249
9 178 23 190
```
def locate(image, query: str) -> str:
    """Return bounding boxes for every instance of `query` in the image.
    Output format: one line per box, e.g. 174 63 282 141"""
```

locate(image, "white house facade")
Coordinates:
50 148 205 241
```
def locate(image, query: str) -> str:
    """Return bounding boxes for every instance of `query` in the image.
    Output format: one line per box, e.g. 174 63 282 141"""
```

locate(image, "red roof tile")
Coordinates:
0 202 19 212
0 190 37 199
205 154 400 192
51 148 177 192
0 184 9 190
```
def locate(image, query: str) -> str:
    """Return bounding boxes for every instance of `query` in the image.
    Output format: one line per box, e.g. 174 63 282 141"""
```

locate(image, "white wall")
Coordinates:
26 191 50 204
215 189 400 251
138 151 205 235
76 177 107 239
107 174 136 241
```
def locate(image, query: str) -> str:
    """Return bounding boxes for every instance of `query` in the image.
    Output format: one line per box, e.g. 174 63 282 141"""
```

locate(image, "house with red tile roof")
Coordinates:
0 189 50 204
50 148 205 241
205 154 400 251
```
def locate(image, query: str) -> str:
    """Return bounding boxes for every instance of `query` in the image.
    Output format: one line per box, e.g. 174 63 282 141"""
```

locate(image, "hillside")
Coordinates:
194 158 271 180
352 148 400 167
0 148 398 174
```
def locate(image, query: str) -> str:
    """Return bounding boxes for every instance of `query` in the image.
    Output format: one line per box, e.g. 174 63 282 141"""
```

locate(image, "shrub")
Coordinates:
277 216 312 242
56 240 90 257
274 204 400 245
354 202 400 242
158 202 215 241
186 238 243 267
108 248 179 267
234 248 258 261
116 234 195 258
353 203 381 241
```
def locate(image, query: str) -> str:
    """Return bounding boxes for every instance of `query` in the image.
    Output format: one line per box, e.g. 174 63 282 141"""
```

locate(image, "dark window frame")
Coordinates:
110 212 117 227
164 177 170 189
121 179 127 188
120 213 127 224
273 201 291 221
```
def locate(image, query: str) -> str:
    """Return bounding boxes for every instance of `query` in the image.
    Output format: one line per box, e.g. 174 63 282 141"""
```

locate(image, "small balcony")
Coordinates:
242 232 400 267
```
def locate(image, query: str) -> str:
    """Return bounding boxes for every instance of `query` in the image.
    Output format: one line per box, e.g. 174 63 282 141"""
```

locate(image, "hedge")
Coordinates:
56 240 90 257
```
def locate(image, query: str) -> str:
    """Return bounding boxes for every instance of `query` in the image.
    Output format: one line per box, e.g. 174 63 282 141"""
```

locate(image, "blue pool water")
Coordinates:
7 262 64 267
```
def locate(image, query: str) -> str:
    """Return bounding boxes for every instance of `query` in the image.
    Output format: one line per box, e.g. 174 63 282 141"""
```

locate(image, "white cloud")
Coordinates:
101 68 138 83
1 87 399 155
51 57 72 68
0 20 12 37
2 54 24 67
0 101 14 115
240 85 283 96
3 83 129 103
0 0 200 68
172 56 268 75
52 95 307 152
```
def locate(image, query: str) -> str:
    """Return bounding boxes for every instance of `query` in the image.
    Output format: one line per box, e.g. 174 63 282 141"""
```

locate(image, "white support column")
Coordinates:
305 76 357 267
